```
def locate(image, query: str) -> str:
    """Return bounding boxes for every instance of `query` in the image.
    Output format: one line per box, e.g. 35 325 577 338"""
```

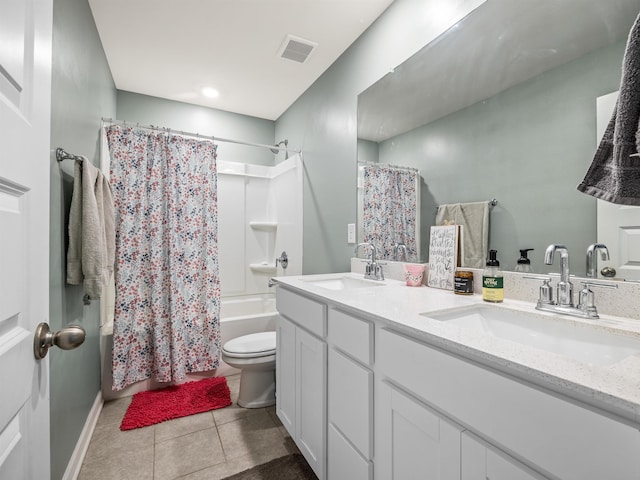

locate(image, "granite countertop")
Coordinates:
273 272 640 425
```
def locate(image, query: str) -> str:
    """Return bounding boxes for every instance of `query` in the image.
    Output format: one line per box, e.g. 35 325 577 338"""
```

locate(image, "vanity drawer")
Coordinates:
377 328 640 480
276 287 326 338
328 308 373 366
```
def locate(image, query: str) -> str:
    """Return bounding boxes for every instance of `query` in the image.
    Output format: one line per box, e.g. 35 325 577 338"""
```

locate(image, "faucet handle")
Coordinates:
524 275 554 306
275 251 288 270
580 280 618 288
375 263 385 281
523 275 551 281
577 281 618 318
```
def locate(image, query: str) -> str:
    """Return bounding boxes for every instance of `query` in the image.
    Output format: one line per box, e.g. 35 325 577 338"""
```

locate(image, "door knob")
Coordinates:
33 322 86 359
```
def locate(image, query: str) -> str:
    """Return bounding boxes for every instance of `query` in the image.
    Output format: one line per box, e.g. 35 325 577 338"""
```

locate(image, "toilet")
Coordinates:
221 331 276 408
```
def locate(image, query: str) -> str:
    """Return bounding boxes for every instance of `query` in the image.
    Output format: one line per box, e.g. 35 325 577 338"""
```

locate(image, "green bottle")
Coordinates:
482 250 503 303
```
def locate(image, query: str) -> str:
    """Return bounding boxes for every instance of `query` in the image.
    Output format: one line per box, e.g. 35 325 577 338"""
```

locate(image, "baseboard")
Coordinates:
62 392 104 480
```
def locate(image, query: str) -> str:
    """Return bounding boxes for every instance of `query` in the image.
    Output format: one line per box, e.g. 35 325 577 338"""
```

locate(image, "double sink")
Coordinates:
299 274 640 367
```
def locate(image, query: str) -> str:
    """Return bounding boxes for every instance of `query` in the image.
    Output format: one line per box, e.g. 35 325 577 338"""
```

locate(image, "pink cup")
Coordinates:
404 264 424 287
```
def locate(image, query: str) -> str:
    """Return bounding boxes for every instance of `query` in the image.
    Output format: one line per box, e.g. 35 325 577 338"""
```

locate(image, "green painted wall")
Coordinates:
116 91 276 167
49 0 116 478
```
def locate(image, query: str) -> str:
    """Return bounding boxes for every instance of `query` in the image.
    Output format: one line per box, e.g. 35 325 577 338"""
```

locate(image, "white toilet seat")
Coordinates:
222 332 276 358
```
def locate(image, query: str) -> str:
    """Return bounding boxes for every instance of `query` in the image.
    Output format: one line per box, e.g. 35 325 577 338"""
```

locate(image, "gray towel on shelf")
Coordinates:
67 157 115 299
436 201 489 268
577 13 640 205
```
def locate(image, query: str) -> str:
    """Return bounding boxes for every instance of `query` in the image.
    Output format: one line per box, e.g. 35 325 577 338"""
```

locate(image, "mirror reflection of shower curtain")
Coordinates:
361 164 420 261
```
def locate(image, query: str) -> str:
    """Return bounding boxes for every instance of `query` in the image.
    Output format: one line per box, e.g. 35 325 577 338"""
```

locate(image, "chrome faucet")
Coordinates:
544 244 573 307
354 242 385 281
586 243 609 278
394 243 407 262
525 244 618 319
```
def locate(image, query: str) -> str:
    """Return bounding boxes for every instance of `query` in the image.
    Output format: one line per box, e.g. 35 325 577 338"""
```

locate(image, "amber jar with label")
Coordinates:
454 270 474 295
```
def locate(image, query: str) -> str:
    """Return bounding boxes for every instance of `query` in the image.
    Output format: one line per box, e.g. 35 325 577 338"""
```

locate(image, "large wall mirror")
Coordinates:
357 0 640 277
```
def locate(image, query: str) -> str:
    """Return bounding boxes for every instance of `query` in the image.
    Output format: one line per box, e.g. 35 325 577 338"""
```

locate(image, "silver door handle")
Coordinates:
34 322 86 359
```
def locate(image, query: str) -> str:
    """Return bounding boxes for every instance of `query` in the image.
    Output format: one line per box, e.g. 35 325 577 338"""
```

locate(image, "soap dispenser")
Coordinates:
514 248 534 273
482 250 503 303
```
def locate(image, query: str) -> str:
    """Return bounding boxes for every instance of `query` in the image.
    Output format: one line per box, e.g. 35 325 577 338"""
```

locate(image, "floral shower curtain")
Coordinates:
362 164 419 260
106 125 221 391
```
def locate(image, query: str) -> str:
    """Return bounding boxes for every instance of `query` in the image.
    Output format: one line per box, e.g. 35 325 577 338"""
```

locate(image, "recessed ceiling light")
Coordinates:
201 87 219 98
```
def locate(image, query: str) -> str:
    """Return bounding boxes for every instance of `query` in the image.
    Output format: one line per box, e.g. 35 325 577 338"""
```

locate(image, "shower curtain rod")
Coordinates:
101 118 300 154
358 161 420 173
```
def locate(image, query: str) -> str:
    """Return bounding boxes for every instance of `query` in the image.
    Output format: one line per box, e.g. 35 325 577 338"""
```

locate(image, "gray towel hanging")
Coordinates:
577 12 640 205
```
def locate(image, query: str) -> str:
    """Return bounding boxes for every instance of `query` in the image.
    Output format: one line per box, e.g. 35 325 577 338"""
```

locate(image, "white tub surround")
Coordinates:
218 155 303 296
273 272 640 480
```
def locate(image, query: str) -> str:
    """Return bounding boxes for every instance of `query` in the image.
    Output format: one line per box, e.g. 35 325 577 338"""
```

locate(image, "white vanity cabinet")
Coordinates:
276 288 327 480
327 308 374 480
275 280 640 480
376 327 640 480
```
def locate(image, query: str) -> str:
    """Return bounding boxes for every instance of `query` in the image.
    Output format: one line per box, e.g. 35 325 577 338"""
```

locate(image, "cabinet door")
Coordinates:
462 432 547 480
376 381 462 480
297 327 327 479
328 347 372 458
276 314 296 436
329 423 372 480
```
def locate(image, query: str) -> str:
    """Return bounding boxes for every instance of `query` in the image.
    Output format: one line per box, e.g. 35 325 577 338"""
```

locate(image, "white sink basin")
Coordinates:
423 304 640 366
302 275 385 291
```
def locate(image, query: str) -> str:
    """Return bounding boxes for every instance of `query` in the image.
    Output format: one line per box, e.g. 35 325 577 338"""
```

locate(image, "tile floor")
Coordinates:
78 374 302 480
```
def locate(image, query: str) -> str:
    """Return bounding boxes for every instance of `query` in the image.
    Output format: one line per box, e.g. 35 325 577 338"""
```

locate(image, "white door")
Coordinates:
0 1 53 479
596 91 640 280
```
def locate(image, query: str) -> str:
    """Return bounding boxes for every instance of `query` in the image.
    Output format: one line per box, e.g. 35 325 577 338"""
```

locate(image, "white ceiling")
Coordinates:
88 0 394 121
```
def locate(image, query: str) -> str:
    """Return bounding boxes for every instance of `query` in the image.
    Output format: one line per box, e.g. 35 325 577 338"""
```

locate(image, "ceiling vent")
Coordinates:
278 34 318 63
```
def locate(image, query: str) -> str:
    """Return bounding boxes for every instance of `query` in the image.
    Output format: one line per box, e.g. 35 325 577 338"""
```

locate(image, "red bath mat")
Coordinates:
120 376 232 430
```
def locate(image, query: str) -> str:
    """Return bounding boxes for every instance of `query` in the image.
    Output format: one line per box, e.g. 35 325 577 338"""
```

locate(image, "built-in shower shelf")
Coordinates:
249 221 278 232
249 263 277 274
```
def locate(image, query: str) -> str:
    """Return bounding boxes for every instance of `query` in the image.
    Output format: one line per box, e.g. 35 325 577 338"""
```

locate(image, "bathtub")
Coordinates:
100 293 277 400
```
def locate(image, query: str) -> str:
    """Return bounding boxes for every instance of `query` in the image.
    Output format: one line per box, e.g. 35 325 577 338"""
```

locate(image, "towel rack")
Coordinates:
56 147 84 162
436 199 498 213
57 146 92 306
